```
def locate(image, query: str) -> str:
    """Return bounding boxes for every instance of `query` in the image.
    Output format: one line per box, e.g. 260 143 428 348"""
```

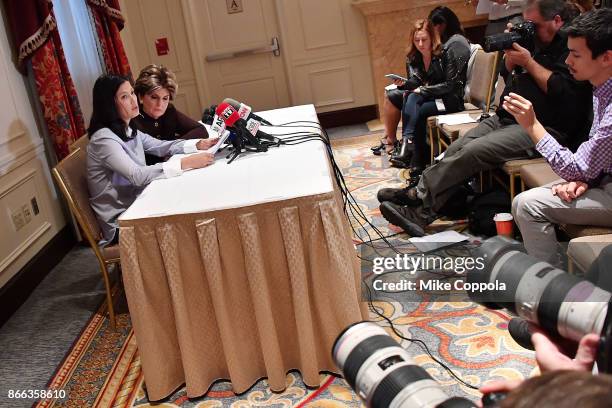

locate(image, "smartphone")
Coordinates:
385 74 408 82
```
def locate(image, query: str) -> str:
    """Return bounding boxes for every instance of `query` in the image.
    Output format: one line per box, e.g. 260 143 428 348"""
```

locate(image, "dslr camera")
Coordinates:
483 21 536 53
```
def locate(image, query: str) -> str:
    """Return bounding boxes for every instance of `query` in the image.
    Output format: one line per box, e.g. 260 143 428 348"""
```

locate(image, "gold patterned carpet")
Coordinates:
36 134 536 407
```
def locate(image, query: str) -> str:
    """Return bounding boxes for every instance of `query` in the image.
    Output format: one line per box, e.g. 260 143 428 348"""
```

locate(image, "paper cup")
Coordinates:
494 213 514 237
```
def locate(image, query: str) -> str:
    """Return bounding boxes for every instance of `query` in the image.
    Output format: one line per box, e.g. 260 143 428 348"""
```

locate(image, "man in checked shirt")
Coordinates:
507 8 612 267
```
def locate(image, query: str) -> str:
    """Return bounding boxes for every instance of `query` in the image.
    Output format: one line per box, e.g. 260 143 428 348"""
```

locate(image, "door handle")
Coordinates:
205 37 280 62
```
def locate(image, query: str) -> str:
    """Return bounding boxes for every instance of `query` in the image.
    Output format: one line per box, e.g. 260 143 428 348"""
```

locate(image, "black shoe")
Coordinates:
508 318 535 350
377 186 422 206
379 202 428 237
389 140 414 168
372 139 398 156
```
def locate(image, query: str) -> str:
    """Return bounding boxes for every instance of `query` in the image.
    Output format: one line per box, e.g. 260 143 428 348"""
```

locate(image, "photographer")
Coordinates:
377 0 593 238
507 8 612 267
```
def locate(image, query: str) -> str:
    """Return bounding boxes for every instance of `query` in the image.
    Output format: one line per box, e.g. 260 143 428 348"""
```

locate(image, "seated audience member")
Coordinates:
371 18 442 158
87 75 218 246
377 0 593 237
508 8 612 266
389 8 471 170
132 64 207 164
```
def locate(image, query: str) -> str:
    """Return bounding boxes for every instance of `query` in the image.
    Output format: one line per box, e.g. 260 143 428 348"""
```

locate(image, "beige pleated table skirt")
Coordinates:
119 191 367 400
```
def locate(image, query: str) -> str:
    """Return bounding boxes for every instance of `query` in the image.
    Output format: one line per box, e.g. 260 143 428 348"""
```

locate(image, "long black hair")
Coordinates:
428 6 465 43
87 74 135 141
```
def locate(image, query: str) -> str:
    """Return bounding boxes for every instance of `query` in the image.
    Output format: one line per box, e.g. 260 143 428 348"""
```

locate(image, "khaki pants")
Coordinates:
512 176 612 266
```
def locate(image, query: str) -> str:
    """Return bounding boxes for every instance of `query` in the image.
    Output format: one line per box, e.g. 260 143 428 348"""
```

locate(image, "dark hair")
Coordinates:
562 1 582 24
428 6 464 43
500 371 612 408
572 0 594 12
564 8 612 58
526 0 567 20
88 74 135 141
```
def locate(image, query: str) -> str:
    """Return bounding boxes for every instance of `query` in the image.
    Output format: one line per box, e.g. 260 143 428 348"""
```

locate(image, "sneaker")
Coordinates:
376 186 422 206
379 202 428 237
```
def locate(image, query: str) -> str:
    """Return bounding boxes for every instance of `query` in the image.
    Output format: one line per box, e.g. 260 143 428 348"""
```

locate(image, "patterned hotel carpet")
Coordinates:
35 134 536 407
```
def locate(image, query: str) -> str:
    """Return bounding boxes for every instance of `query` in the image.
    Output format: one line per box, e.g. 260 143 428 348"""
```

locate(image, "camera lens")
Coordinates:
468 236 611 342
333 321 476 407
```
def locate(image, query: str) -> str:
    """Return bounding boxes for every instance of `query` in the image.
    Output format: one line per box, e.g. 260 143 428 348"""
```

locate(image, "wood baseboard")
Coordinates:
318 105 378 129
0 226 75 328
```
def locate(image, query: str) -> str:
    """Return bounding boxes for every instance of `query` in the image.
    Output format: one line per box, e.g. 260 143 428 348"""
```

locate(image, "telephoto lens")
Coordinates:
332 321 477 408
467 236 611 342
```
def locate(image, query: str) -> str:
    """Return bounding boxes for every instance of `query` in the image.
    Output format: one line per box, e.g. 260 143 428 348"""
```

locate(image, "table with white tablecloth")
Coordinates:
118 104 367 400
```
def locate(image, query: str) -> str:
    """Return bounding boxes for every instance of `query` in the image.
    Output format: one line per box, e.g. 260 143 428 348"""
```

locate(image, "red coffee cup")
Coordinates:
493 213 514 237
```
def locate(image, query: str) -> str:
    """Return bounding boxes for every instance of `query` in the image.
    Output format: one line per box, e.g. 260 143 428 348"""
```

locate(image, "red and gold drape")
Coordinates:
86 0 131 78
3 0 86 160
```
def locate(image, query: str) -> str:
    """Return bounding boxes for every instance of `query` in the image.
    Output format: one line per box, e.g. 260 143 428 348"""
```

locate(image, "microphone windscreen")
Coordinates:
222 98 241 109
215 103 241 127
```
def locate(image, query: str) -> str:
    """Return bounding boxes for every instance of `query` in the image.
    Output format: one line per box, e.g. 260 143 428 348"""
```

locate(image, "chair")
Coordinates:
429 47 501 162
52 147 119 329
69 134 89 153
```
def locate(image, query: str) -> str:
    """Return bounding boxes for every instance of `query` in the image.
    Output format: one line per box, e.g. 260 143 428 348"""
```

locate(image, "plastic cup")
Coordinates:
494 213 514 237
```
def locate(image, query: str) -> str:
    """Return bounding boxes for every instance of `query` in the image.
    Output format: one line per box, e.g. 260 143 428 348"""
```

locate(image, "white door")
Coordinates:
184 0 291 111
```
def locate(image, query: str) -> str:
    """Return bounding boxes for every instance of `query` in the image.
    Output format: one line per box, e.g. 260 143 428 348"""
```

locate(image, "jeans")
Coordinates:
401 93 440 142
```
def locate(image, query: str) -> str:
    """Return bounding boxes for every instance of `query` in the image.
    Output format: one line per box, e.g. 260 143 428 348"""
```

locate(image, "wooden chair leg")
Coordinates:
437 127 442 159
100 260 116 329
510 174 516 201
428 124 435 164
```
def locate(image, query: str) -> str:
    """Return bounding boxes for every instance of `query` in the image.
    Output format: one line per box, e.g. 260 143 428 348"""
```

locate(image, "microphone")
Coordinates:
244 117 277 142
215 103 262 148
222 98 273 126
209 110 226 139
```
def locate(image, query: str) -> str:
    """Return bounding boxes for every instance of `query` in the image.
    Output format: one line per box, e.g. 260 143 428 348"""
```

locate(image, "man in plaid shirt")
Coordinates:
507 8 612 267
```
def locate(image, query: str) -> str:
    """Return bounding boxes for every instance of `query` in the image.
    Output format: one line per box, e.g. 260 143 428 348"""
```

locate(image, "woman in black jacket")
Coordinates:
390 7 471 171
372 19 443 157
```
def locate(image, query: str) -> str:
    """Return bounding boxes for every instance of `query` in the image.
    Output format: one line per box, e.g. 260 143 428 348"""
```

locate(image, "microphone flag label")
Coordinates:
246 118 261 136
210 114 226 138
221 105 235 120
238 103 252 119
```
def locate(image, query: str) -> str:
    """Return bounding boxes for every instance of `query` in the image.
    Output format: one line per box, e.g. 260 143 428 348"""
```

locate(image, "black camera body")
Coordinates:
483 21 536 53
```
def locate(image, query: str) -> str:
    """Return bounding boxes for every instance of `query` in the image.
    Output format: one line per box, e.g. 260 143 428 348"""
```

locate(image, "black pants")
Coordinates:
418 115 536 212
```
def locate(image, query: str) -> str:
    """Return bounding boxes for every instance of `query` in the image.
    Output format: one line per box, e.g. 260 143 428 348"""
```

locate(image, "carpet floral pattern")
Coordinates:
37 135 536 407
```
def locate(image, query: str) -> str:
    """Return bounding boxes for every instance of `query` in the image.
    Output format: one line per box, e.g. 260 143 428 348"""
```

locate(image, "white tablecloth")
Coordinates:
120 104 333 220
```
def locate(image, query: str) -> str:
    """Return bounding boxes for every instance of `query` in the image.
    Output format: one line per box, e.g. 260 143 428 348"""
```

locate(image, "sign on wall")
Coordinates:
226 0 243 14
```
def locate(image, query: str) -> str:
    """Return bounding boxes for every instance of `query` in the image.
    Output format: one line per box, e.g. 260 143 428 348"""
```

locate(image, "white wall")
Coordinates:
119 0 376 116
0 14 67 288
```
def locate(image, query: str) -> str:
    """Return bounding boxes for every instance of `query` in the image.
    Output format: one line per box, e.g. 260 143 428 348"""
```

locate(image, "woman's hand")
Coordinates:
181 152 215 170
196 138 219 150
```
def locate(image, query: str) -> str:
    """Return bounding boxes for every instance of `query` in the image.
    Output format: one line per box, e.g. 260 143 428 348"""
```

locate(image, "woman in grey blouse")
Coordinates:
87 75 218 246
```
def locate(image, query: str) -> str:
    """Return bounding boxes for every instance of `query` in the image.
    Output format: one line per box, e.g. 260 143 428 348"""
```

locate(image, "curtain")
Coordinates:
86 0 131 78
3 0 86 160
53 0 104 121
